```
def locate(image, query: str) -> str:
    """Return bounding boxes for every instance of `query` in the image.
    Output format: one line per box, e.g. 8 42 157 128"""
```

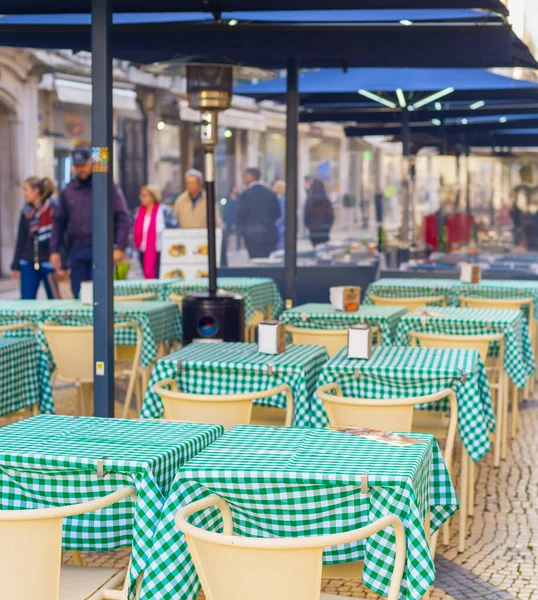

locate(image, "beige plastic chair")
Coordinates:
175 494 405 600
409 330 506 466
317 382 457 554
153 379 294 429
0 486 136 600
409 330 505 551
370 294 447 311
245 310 266 343
287 326 382 358
460 294 534 431
40 322 142 418
114 292 156 302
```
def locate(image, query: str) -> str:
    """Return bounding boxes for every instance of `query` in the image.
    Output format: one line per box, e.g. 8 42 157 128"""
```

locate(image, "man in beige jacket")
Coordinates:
173 169 222 228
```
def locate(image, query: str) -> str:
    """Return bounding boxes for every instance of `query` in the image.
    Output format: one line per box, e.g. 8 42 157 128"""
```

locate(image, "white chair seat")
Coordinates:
60 565 126 600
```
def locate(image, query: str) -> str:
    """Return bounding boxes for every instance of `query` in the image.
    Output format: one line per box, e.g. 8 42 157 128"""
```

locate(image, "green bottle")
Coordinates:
438 226 448 253
377 225 386 253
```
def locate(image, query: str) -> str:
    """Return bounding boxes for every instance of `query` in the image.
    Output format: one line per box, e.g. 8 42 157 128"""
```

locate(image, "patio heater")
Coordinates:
147 57 272 343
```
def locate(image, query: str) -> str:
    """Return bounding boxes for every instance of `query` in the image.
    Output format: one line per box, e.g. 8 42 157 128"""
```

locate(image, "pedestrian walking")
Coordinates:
220 184 239 265
173 169 222 229
49 147 130 298
11 176 56 299
272 180 286 251
304 177 334 247
237 168 281 259
133 185 178 279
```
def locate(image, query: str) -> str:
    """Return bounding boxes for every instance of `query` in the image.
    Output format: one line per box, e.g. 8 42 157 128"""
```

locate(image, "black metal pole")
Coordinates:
205 145 218 297
284 58 299 309
401 107 411 244
91 0 114 417
465 144 471 215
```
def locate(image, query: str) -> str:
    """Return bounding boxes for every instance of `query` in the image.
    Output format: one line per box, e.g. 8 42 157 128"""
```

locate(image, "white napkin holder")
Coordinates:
460 263 481 284
347 324 373 360
258 321 286 355
330 286 361 312
80 281 93 305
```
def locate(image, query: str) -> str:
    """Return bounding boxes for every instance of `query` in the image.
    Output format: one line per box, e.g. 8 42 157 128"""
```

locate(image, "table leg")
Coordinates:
512 383 519 440
459 449 469 553
493 370 505 467
468 459 475 517
501 377 510 460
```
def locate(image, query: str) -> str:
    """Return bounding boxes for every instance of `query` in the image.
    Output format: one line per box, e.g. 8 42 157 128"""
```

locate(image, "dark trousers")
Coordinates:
70 246 93 298
19 262 53 299
138 252 161 279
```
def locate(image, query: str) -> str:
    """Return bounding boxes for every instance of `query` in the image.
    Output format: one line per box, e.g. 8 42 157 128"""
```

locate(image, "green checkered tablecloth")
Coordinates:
114 277 284 321
365 279 459 304
0 337 53 415
449 280 538 319
39 301 181 368
280 303 406 345
0 300 80 333
395 307 535 389
0 415 222 596
165 277 284 321
142 342 329 426
139 425 458 600
316 346 494 462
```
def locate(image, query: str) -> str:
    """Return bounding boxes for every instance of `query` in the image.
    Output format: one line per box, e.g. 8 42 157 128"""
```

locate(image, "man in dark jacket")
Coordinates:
237 168 281 259
49 147 130 298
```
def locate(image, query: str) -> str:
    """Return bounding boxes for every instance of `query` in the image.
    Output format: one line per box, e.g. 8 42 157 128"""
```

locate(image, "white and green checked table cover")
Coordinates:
0 415 222 597
0 337 53 415
364 279 460 305
395 307 535 389
0 299 182 368
113 277 284 321
142 342 329 426
280 303 406 345
315 346 494 463
139 425 458 600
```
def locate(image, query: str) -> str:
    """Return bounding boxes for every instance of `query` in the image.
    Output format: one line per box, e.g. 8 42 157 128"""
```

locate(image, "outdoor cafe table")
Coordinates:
279 303 406 345
395 307 535 390
114 277 284 321
0 299 80 333
315 346 494 463
0 415 222 595
142 342 329 426
139 425 458 600
364 278 460 304
0 337 53 415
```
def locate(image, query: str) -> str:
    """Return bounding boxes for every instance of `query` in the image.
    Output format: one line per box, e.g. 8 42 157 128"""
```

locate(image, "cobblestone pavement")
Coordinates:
0 380 536 599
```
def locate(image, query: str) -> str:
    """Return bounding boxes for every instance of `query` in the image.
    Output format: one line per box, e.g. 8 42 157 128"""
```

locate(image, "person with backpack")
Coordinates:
304 178 334 247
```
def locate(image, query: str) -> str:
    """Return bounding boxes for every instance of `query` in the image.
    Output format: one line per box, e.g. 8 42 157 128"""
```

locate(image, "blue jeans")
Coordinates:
19 262 54 299
70 246 93 298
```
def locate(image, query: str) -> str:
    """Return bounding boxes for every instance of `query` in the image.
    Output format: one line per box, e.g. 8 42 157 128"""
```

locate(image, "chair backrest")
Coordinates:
317 383 458 455
0 486 135 600
153 379 294 429
0 321 36 338
40 323 94 383
175 494 405 600
286 326 347 358
370 294 446 312
459 295 533 314
409 330 503 363
168 293 183 308
115 292 156 302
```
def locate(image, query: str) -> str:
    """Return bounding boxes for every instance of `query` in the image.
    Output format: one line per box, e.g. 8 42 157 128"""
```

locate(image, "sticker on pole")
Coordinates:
95 361 105 376
92 147 110 173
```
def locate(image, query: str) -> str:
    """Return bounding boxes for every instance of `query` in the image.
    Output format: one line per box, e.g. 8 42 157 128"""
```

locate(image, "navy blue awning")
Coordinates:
0 9 533 69
0 2 510 15
236 68 538 101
